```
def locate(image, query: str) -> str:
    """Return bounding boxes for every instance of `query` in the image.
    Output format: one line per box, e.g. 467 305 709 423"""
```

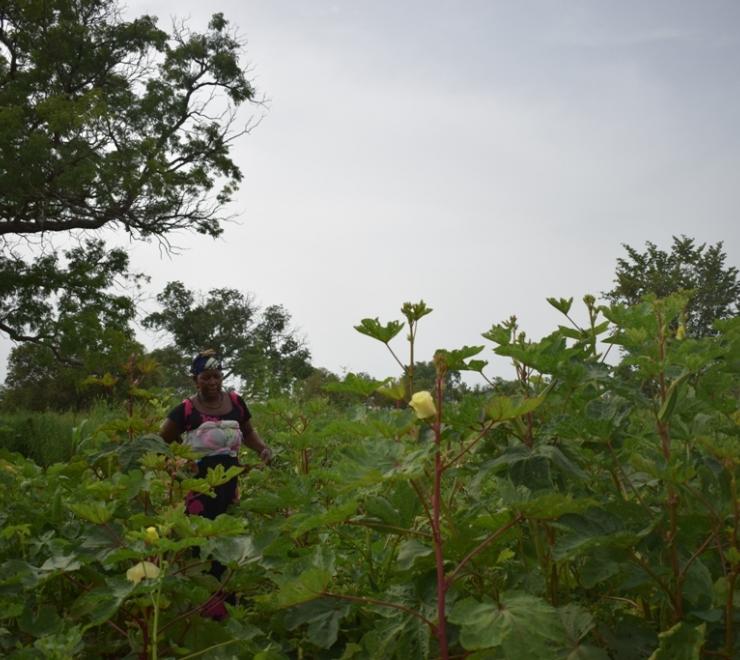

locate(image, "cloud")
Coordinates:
549 26 696 49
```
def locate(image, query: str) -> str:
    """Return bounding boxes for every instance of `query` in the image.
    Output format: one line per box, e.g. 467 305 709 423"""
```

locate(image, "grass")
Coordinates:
0 401 139 466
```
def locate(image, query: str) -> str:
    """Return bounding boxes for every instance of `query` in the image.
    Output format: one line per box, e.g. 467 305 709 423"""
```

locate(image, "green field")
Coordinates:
0 296 738 659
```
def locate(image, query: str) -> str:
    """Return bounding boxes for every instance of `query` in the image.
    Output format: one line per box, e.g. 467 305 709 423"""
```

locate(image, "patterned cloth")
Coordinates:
190 353 222 375
182 420 242 457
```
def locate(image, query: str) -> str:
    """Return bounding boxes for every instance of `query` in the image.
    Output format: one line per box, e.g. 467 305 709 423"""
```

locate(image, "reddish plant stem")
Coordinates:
666 487 683 621
445 514 523 588
655 311 683 622
106 618 128 638
442 420 498 471
301 448 310 475
679 530 718 582
102 522 125 547
139 614 149 660
725 569 738 657
432 373 449 660
629 551 675 607
524 411 534 448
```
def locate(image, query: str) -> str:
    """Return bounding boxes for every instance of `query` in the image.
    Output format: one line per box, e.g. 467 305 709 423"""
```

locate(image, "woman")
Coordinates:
160 350 272 622
160 349 272 522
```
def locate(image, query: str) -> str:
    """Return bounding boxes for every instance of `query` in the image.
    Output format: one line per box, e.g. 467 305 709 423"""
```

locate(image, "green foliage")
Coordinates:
604 235 740 337
0 409 80 464
0 296 738 658
0 0 256 369
354 317 405 344
0 238 146 392
0 1 253 239
143 281 313 398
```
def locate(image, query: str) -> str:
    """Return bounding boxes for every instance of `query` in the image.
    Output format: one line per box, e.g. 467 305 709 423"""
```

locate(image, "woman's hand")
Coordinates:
242 420 272 465
259 446 273 465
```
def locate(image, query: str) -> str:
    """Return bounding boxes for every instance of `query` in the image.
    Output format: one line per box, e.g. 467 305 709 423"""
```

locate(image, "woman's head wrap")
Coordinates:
190 350 222 376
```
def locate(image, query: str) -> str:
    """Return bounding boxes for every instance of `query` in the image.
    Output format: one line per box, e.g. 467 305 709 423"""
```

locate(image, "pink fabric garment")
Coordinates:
200 592 229 621
185 492 205 515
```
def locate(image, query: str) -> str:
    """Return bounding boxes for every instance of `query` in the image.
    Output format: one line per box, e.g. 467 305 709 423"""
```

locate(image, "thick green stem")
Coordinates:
149 560 166 660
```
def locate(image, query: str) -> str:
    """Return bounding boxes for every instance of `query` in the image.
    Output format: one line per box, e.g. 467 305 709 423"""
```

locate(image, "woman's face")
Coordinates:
195 369 223 397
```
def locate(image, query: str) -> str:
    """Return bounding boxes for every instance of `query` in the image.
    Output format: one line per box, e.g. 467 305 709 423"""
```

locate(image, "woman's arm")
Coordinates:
241 420 272 464
160 418 182 444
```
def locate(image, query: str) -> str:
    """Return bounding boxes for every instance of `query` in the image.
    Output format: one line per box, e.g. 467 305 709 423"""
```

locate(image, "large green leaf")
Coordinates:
558 604 609 660
68 500 115 524
39 552 82 575
448 592 566 656
553 508 640 561
647 622 705 660
70 577 134 627
364 495 401 526
434 345 485 371
682 557 713 609
360 614 431 660
88 434 171 472
284 598 351 649
354 318 404 344
324 373 390 397
493 331 570 374
516 493 595 519
485 395 545 422
331 440 432 490
18 604 63 637
269 568 331 608
0 559 41 591
547 297 574 315
207 534 262 567
396 539 434 571
288 498 359 538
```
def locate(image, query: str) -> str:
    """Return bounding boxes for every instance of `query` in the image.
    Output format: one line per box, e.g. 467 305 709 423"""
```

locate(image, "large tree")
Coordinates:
0 238 142 362
604 235 739 337
0 0 256 357
0 239 144 409
1 331 144 410
0 1 253 239
143 281 313 398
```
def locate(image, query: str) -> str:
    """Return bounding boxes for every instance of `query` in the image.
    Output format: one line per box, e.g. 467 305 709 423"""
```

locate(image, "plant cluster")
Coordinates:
0 295 738 659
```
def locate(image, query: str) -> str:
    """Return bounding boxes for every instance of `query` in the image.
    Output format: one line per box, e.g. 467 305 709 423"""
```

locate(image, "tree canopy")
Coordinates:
0 0 256 358
0 238 144 409
143 281 313 398
0 238 141 360
604 235 739 337
0 0 254 238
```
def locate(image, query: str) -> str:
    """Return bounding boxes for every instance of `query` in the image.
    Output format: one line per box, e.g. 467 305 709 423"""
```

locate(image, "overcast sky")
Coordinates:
2 0 740 386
